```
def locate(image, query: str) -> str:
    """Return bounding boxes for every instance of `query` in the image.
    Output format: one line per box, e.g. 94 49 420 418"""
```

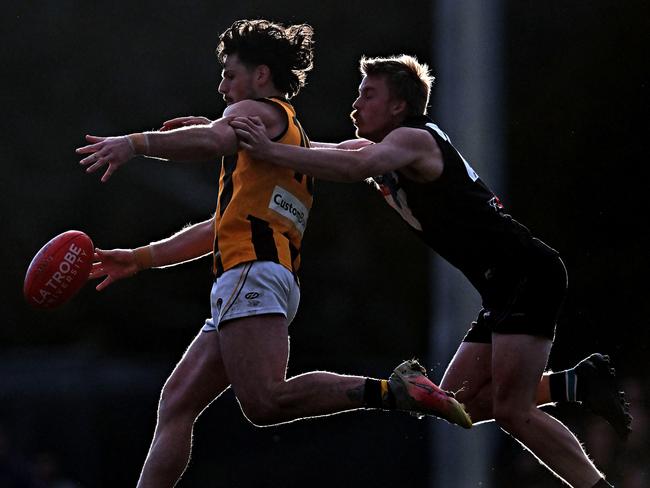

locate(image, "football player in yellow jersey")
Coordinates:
76 21 470 488
231 55 627 488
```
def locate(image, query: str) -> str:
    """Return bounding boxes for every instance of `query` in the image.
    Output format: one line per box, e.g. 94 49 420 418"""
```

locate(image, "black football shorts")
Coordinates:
463 255 568 343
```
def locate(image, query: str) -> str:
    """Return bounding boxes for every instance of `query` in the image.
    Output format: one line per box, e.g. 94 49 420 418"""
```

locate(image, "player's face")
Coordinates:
218 54 257 105
351 75 401 141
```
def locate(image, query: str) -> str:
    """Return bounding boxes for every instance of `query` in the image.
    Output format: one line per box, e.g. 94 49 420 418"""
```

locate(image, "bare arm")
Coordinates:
145 216 215 268
75 117 237 182
159 115 213 131
131 118 237 161
310 139 372 150
76 100 281 182
231 116 442 182
90 217 215 291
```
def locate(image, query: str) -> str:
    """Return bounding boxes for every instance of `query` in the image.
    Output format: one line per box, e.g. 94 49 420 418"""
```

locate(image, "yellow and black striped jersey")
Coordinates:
213 97 313 276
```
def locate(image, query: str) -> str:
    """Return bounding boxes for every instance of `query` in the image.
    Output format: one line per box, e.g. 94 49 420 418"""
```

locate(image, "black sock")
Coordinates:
592 478 613 488
363 378 383 408
549 369 578 403
363 378 395 409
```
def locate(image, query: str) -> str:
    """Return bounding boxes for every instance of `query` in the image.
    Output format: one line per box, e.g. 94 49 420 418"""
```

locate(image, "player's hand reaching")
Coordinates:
76 134 136 183
90 248 140 291
159 116 212 131
230 116 271 159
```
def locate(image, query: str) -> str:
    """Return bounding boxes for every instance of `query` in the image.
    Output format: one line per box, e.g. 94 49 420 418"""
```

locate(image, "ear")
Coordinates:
390 99 407 117
254 64 272 85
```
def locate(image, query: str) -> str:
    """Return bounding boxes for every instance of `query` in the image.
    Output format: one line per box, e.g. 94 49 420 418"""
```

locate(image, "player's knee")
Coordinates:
492 401 531 435
157 381 196 422
237 386 291 427
239 397 283 426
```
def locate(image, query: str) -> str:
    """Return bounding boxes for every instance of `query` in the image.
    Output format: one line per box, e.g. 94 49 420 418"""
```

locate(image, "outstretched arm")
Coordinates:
76 99 282 182
310 139 373 150
76 117 237 183
159 116 213 131
91 217 214 291
231 116 438 182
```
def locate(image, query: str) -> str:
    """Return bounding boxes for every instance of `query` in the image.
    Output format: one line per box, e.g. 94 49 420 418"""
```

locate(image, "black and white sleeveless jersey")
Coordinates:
370 115 558 297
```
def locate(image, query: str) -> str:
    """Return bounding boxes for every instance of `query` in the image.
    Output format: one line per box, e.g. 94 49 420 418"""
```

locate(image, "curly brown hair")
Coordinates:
217 19 314 99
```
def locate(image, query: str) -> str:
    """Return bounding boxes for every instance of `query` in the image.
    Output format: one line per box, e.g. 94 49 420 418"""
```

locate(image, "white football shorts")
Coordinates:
202 260 300 332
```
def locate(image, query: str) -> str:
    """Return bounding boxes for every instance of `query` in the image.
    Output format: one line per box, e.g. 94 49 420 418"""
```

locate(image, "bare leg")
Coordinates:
219 314 368 426
490 333 602 488
440 342 494 423
440 342 554 422
137 331 230 488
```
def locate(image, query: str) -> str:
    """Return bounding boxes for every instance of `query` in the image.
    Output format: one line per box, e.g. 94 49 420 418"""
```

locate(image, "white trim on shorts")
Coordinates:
202 260 300 332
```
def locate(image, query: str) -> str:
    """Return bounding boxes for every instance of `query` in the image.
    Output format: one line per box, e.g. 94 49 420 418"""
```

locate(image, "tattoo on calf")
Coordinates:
346 384 365 403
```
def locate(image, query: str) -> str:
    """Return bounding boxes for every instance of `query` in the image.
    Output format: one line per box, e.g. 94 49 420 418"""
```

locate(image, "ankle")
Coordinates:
363 378 395 409
549 369 578 402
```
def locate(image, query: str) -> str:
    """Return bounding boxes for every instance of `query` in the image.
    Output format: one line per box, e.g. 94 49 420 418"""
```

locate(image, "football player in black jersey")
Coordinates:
231 54 629 488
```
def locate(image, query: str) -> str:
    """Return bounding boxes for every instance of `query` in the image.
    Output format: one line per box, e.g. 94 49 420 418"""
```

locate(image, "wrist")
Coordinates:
127 133 150 155
132 245 154 271
267 142 282 161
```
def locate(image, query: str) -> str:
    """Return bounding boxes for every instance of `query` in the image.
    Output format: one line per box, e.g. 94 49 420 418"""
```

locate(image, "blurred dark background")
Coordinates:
2 1 648 487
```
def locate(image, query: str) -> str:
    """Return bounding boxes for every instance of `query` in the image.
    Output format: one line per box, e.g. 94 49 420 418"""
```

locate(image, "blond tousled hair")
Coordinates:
360 54 434 116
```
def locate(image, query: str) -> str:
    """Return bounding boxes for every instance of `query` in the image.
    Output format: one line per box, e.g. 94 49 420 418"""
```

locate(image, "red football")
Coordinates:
24 230 94 309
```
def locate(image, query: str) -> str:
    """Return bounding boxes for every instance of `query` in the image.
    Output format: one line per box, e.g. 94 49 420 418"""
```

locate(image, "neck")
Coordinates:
375 120 403 142
256 86 285 100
